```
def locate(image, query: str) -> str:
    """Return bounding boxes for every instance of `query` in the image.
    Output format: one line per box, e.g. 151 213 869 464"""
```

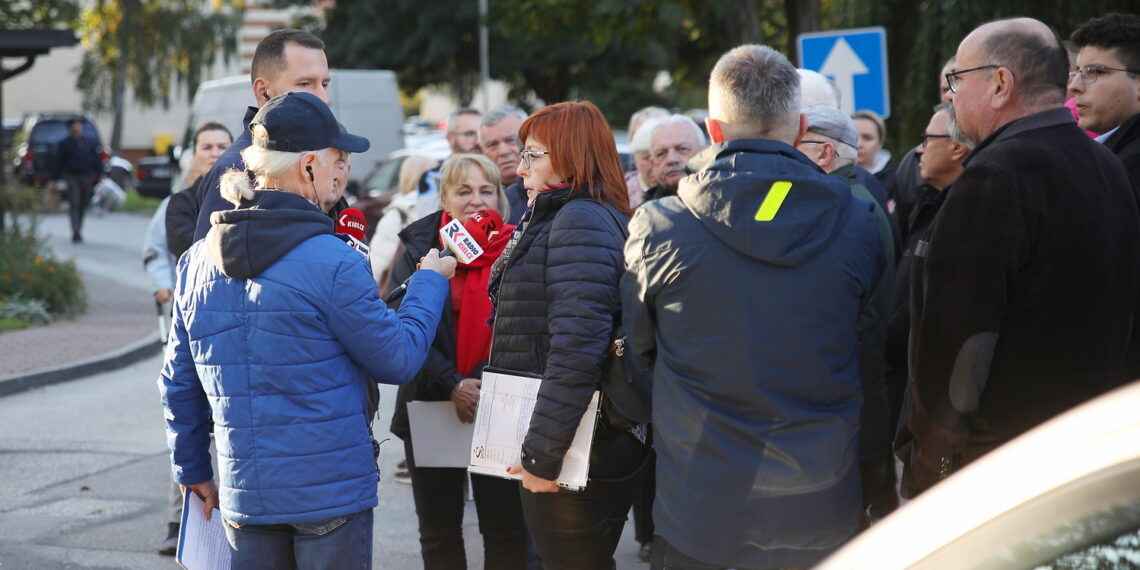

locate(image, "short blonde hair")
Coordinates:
438 153 510 221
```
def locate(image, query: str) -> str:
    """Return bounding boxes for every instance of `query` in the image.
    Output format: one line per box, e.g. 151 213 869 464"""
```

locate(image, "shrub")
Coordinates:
0 205 86 316
0 295 51 325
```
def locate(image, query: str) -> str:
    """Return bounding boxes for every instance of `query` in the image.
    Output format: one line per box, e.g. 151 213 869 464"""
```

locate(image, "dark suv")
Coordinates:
11 113 107 188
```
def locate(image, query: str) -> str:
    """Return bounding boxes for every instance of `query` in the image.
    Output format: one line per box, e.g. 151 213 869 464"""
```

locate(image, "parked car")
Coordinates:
135 152 177 199
10 113 107 193
348 133 449 240
816 380 1140 569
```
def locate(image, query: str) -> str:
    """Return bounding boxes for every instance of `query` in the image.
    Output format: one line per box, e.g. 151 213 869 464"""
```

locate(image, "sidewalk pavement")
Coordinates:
0 269 163 397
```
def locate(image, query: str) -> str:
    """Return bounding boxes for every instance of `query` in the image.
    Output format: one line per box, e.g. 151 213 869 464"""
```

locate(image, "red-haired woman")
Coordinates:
488 100 650 568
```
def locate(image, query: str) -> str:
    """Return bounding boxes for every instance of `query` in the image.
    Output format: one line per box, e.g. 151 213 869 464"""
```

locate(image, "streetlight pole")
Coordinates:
478 0 489 112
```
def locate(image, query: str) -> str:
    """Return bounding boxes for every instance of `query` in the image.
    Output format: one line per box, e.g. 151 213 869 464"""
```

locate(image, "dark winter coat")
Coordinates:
165 176 203 259
1104 112 1140 191
1104 112 1140 379
622 139 881 569
898 108 1140 496
387 211 477 439
488 186 628 481
194 107 256 241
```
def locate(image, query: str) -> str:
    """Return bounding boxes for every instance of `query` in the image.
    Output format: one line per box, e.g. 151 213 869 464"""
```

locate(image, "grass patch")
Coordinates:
0 317 31 332
120 190 163 213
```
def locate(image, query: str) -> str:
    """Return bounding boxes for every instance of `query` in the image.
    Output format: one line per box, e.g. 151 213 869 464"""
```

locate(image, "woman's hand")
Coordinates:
451 378 481 423
508 464 560 493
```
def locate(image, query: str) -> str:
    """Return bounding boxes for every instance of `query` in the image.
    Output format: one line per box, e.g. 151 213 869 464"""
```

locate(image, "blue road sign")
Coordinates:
797 27 889 118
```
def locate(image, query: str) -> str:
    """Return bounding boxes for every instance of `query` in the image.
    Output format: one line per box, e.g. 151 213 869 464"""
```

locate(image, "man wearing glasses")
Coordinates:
798 105 895 526
413 108 484 218
897 17 1140 498
1070 14 1140 189
885 102 969 511
1070 13 1140 379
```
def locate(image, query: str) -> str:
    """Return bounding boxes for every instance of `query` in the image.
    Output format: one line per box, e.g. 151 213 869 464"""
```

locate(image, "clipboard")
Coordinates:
467 367 599 491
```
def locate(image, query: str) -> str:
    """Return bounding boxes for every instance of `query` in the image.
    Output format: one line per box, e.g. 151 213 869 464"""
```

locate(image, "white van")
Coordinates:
183 69 405 188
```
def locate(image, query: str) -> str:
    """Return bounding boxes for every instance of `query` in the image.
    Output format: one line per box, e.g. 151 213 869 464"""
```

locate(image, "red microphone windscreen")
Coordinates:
336 208 367 241
464 209 505 246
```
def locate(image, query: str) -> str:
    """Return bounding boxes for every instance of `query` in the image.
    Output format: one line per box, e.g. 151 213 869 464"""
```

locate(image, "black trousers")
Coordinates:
632 448 656 544
64 174 94 238
520 431 651 570
404 439 529 569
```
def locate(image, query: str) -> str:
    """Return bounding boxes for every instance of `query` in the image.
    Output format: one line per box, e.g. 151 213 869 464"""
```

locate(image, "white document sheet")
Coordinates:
468 369 599 491
177 490 232 570
408 400 477 468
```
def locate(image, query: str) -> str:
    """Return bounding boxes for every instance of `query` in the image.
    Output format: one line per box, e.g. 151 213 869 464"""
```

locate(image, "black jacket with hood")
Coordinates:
622 139 881 569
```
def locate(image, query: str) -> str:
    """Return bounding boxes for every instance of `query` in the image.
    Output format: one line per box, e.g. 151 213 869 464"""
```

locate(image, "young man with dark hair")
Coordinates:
192 29 333 241
1070 13 1140 186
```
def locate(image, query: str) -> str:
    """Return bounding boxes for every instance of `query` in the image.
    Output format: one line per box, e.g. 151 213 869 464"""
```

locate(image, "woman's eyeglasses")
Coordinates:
520 149 550 169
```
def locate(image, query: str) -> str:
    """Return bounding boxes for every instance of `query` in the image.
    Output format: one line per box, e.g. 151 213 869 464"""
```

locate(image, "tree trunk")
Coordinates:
786 0 821 65
109 8 129 154
721 1 764 49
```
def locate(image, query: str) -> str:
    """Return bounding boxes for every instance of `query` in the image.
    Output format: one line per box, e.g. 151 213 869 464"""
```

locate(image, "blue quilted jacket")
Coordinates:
159 190 447 525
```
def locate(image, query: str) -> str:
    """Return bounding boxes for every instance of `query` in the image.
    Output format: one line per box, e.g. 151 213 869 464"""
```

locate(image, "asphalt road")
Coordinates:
0 208 646 569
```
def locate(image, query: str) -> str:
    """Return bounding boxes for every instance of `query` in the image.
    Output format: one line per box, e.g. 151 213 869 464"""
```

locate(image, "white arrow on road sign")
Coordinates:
819 37 869 114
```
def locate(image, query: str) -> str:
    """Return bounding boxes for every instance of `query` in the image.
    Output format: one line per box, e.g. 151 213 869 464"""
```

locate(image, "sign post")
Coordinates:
797 27 889 118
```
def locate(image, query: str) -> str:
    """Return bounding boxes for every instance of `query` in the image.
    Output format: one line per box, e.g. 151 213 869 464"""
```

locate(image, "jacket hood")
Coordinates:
678 139 855 267
205 190 333 279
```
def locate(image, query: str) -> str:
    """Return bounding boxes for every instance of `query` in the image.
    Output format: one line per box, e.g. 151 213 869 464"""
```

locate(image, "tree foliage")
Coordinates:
829 0 1140 157
321 0 793 125
76 0 243 151
0 0 79 28
321 0 1136 141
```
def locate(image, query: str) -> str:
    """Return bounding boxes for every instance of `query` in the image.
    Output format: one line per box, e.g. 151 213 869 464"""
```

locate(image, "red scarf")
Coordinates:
440 212 515 376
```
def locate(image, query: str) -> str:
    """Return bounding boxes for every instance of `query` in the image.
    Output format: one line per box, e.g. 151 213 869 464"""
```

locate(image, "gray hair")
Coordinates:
709 44 801 141
981 19 1068 104
945 104 977 149
649 114 708 148
798 68 840 109
481 104 528 128
220 126 331 205
447 108 482 132
630 117 662 153
628 106 670 138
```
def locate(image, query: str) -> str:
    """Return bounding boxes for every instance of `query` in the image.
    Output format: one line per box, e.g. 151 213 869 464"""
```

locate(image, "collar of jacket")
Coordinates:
689 138 825 174
962 107 1075 167
1104 112 1140 153
531 184 580 217
832 163 860 183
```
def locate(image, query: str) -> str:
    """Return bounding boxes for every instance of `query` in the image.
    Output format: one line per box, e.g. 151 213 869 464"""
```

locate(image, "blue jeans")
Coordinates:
224 509 373 569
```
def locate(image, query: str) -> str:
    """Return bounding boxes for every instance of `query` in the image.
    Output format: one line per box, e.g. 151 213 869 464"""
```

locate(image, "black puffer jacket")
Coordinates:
489 186 628 480
387 211 473 440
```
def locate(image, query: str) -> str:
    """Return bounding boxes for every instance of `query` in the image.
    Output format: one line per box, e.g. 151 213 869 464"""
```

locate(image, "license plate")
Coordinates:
149 167 171 178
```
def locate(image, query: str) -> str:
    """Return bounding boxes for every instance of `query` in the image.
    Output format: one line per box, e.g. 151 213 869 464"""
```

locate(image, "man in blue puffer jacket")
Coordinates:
159 91 454 569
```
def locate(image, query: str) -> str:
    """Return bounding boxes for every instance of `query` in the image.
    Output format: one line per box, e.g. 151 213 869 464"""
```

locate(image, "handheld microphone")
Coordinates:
334 207 370 258
384 209 504 303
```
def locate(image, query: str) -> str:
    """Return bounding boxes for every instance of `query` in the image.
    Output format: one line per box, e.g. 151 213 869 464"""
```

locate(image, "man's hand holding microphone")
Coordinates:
417 248 457 279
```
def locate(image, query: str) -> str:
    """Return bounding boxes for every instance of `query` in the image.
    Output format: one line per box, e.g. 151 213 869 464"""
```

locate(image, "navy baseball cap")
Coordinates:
250 92 370 153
